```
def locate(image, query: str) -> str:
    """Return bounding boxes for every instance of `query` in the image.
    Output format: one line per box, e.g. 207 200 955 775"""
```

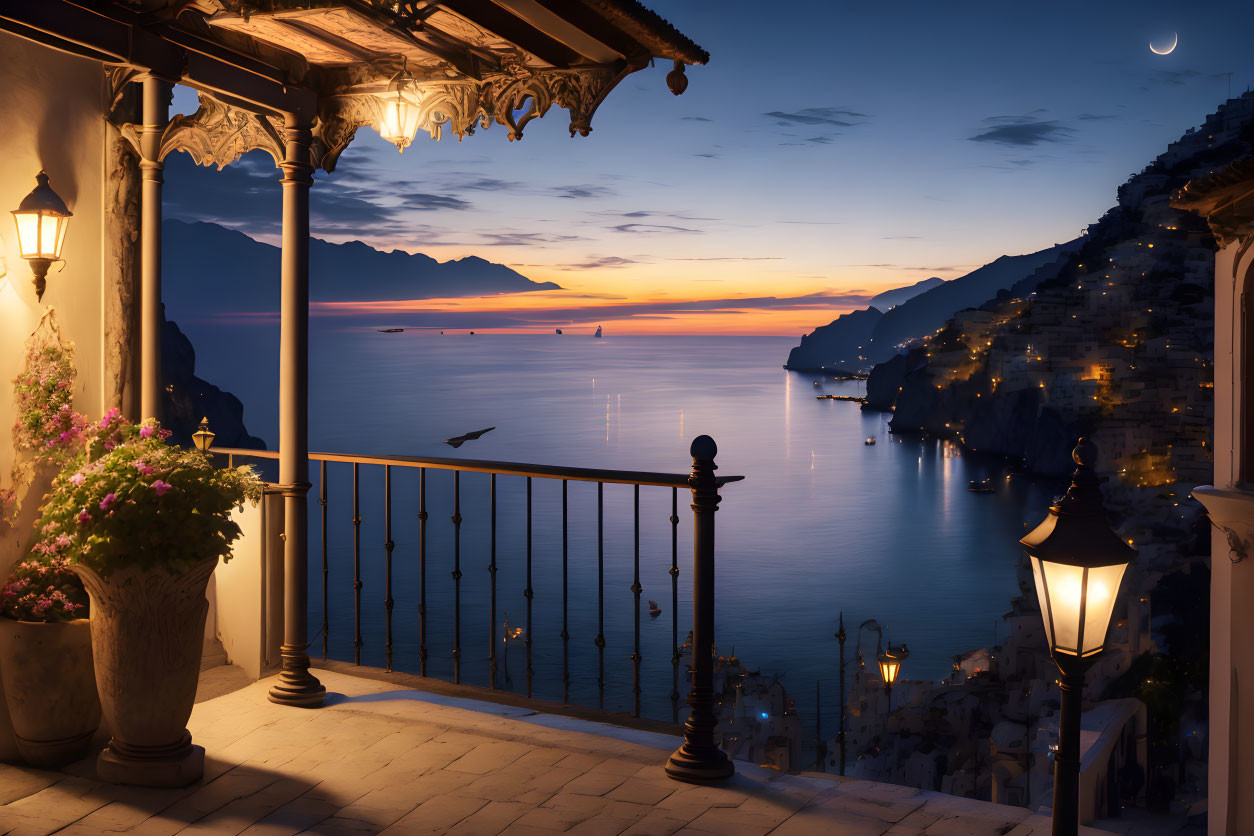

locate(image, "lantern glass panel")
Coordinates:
377 93 421 151
14 213 39 258
1034 558 1086 654
1080 562 1127 655
53 214 68 258
879 658 900 685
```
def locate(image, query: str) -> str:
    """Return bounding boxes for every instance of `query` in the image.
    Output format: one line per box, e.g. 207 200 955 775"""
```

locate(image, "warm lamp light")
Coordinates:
876 643 908 695
12 171 71 301
375 68 422 152
1021 437 1134 836
1021 437 1135 660
192 417 215 452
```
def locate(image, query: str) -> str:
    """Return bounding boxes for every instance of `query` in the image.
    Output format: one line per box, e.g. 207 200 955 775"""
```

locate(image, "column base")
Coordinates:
665 744 734 783
267 645 326 707
98 736 204 787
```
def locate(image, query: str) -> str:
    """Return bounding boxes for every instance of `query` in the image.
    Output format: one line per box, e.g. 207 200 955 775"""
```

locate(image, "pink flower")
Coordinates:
99 493 117 510
139 425 155 439
76 509 91 525
100 407 121 428
134 460 153 476
152 480 172 496
69 472 85 486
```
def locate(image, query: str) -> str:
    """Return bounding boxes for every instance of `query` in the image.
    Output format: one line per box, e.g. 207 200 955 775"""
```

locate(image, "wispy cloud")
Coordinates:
610 223 702 234
764 107 869 127
968 115 1074 147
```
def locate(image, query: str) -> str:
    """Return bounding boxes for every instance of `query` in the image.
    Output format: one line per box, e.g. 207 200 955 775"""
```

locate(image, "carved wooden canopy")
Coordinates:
117 0 710 171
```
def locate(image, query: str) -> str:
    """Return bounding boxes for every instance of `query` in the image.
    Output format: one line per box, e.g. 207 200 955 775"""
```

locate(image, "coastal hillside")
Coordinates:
867 276 946 311
163 219 561 315
833 93 1254 815
784 243 1076 372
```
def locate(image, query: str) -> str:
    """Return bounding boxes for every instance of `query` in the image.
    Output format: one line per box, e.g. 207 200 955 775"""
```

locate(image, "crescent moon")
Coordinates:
1150 33 1178 55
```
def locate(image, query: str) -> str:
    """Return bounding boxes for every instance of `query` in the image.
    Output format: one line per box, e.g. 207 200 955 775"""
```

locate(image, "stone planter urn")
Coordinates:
0 617 101 767
74 557 216 787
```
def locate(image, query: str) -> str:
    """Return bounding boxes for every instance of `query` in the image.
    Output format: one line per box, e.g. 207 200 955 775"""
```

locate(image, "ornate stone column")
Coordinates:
139 77 170 422
268 114 325 708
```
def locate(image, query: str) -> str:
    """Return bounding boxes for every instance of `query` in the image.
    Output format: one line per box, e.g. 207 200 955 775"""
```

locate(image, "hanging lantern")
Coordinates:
11 171 72 301
375 68 423 152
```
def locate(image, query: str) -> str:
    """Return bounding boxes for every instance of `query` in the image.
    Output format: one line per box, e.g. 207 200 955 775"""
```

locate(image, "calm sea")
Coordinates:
190 328 1058 749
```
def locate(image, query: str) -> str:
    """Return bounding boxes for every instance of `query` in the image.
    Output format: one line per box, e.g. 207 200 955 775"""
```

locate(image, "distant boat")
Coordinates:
469 331 475 335
813 380 820 387
968 479 995 494
556 329 563 335
377 328 403 333
864 437 876 446
594 326 602 338
648 601 662 617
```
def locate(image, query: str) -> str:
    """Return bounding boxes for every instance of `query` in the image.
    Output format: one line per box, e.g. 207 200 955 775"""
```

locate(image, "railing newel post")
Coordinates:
666 435 733 782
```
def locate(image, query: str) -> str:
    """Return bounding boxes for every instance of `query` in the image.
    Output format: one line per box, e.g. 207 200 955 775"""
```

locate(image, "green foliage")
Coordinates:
34 414 262 576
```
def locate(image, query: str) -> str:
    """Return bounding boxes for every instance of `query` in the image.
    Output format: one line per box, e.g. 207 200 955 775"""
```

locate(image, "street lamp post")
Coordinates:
1021 438 1135 836
877 642 908 699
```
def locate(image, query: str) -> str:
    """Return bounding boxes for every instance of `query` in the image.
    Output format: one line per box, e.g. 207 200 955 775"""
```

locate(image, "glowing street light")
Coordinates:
877 643 908 696
12 171 72 301
1021 437 1134 836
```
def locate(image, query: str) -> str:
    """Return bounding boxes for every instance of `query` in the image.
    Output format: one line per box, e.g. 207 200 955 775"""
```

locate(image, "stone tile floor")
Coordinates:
0 668 1112 835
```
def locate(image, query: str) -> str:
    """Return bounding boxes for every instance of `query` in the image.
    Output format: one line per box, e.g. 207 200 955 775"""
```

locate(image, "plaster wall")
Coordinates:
1208 239 1254 836
0 31 112 761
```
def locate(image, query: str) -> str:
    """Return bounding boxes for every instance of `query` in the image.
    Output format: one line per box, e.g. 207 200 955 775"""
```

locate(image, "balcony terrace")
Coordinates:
0 663 1097 836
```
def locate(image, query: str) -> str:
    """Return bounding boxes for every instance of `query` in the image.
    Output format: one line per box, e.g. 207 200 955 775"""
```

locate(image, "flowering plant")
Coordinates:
0 556 88 622
34 414 263 576
13 342 88 461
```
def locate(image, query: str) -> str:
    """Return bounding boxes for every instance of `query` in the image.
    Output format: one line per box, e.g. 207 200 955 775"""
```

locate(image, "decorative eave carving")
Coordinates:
313 63 631 170
108 62 635 173
117 92 285 169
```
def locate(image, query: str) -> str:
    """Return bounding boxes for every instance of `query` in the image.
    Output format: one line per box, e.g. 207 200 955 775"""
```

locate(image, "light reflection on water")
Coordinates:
296 332 1057 742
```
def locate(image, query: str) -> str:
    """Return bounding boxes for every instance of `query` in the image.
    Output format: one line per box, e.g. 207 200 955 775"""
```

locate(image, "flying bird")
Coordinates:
443 427 495 448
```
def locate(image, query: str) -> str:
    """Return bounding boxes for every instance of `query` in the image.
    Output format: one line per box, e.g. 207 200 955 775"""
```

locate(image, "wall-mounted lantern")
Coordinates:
192 417 215 453
375 67 422 152
12 171 72 302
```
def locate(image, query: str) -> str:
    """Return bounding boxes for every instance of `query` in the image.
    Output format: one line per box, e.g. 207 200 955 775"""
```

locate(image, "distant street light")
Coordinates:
877 642 908 697
11 171 72 301
1021 437 1135 836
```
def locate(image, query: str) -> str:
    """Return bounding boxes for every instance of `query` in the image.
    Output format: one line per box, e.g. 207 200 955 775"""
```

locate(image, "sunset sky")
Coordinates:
167 0 1254 335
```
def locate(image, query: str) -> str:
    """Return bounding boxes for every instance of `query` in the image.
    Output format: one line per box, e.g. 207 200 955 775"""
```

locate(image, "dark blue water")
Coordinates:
192 327 1057 742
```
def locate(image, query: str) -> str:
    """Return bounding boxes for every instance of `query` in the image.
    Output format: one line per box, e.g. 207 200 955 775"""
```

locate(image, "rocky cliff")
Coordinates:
161 317 266 451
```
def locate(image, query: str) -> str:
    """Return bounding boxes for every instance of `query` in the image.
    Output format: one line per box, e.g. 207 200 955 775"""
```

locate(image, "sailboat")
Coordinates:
594 325 602 338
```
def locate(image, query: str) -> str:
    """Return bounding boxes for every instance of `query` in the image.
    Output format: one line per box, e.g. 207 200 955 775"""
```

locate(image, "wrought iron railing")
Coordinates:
214 439 742 729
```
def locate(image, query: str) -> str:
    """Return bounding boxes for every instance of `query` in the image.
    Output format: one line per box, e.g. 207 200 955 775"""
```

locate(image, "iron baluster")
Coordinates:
489 473 498 689
452 469 462 684
561 479 570 702
384 465 395 672
352 461 362 665
596 481 605 709
525 477 534 698
665 436 734 782
670 487 680 723
631 484 642 718
320 459 328 661
418 467 428 677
